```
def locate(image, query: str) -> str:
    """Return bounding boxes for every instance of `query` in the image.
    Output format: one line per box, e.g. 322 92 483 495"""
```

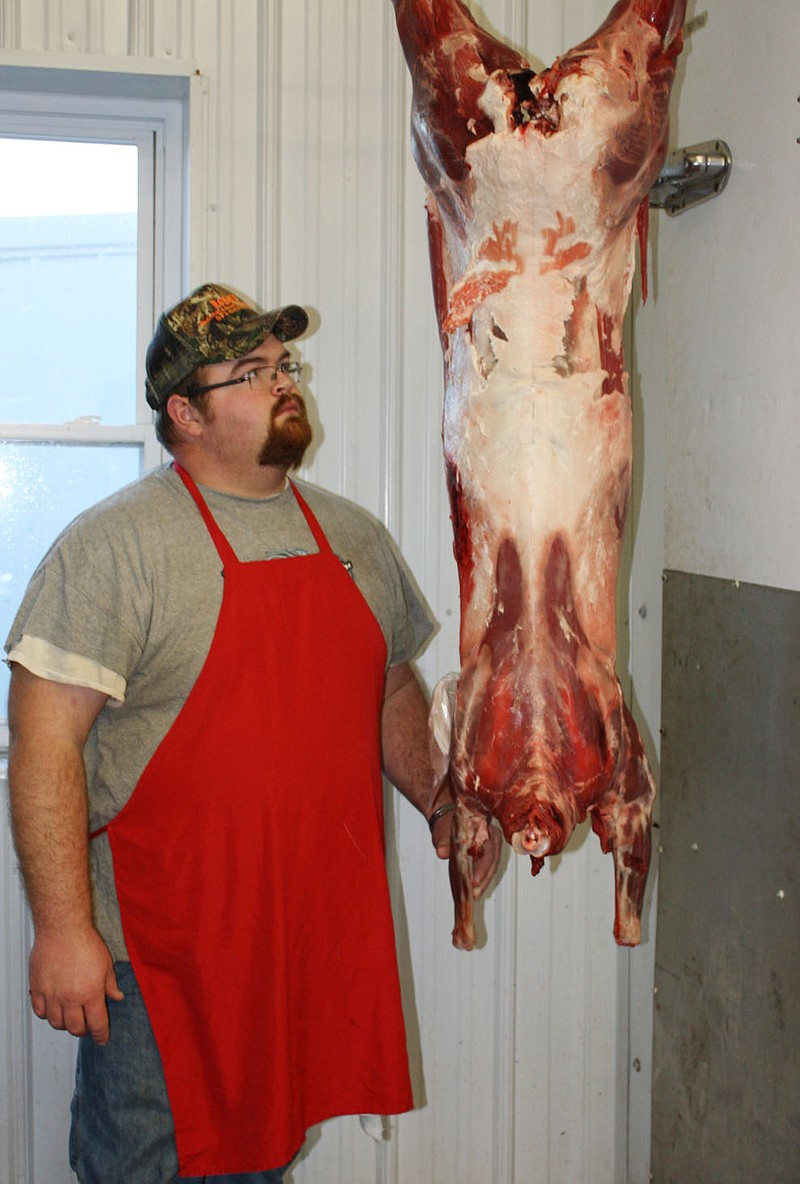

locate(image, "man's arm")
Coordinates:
380 661 500 896
7 663 123 1044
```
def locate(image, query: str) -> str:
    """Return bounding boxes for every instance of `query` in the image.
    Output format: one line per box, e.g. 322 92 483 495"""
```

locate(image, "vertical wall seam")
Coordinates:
493 856 520 1183
342 0 357 499
3 0 22 48
378 0 405 538
256 0 281 302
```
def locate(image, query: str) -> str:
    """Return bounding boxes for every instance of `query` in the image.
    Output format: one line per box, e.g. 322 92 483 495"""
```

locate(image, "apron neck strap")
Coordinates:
173 461 238 567
288 481 334 555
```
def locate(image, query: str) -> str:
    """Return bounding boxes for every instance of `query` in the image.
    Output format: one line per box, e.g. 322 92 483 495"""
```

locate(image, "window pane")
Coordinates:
0 139 138 425
0 441 141 714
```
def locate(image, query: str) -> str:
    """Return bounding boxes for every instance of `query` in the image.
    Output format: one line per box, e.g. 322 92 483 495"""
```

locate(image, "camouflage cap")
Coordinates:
145 283 309 409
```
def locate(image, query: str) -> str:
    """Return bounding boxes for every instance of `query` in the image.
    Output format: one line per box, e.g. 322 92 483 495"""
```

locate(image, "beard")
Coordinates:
258 394 313 469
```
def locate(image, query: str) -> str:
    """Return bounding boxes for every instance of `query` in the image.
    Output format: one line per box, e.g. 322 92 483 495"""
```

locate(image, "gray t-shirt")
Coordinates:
6 464 436 956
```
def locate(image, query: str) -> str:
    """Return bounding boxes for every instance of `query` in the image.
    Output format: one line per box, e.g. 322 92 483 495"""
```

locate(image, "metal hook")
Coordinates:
650 140 733 216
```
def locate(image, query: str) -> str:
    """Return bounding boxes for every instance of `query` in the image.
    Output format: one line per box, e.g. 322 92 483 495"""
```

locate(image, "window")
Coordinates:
0 78 187 742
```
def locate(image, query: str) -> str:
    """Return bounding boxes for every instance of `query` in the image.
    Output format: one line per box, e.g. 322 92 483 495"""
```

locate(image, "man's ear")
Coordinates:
165 393 204 440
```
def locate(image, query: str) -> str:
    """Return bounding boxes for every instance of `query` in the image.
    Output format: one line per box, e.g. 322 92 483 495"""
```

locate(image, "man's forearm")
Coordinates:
380 661 444 817
7 667 105 931
9 732 94 933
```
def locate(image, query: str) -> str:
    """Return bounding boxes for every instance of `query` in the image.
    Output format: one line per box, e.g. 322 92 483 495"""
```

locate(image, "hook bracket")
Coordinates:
650 140 733 216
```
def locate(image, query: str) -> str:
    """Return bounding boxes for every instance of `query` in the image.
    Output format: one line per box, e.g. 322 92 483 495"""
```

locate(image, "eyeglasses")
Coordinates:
186 361 304 398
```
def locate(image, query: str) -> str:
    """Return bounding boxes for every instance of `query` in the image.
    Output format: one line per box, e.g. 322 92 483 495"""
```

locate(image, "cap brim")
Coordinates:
271 305 308 342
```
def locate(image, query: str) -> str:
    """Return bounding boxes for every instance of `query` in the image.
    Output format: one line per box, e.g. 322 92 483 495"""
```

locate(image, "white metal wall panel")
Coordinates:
638 0 800 596
0 2 664 1182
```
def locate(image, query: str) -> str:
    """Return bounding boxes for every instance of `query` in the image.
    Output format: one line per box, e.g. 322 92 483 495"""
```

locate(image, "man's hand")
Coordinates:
431 810 503 899
29 925 124 1044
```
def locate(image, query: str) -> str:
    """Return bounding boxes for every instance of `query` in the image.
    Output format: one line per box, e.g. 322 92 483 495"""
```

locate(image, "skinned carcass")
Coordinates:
392 0 686 948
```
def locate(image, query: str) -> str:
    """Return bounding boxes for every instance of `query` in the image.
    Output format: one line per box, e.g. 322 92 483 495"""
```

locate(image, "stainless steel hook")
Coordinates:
650 140 733 215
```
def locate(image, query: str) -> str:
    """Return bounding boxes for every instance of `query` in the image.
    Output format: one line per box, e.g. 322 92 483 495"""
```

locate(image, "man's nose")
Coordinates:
273 370 297 393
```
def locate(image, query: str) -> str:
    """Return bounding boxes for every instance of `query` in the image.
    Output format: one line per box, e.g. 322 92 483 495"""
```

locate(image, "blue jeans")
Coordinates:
69 962 288 1184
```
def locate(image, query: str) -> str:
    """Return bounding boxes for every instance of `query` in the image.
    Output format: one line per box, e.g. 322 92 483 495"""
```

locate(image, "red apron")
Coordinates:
102 463 413 1176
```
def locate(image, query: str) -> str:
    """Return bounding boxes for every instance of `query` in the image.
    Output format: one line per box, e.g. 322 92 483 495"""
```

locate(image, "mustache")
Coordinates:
273 391 308 418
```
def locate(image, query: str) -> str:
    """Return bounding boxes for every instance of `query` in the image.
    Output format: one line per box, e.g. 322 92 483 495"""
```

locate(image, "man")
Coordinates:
5 283 499 1184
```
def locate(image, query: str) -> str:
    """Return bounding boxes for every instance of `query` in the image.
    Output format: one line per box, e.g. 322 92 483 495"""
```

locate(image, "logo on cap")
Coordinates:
198 292 250 328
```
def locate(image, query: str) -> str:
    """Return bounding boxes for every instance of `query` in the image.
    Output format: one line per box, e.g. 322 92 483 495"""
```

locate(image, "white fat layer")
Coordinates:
433 68 646 665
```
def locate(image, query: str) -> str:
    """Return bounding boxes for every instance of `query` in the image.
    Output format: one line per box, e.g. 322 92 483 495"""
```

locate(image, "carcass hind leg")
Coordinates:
450 800 492 950
428 675 494 949
591 702 656 946
428 674 476 949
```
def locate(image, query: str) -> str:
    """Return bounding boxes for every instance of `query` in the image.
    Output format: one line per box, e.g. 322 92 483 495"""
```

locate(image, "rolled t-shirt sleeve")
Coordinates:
6 634 127 702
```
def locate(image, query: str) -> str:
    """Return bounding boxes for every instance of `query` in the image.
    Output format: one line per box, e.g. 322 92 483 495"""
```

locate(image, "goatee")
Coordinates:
258 395 313 470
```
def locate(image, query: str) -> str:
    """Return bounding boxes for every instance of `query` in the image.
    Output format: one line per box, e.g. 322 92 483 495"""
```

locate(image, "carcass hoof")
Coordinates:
452 921 476 951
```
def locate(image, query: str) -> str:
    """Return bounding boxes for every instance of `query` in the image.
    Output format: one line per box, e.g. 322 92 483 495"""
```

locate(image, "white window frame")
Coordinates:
0 87 186 465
